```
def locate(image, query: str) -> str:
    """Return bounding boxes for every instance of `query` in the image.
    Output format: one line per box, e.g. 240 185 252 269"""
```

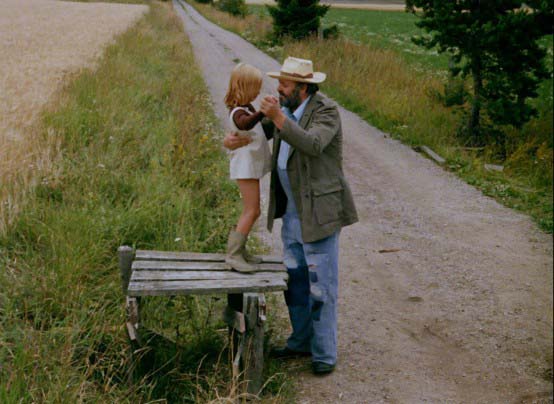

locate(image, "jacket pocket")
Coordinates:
313 182 343 225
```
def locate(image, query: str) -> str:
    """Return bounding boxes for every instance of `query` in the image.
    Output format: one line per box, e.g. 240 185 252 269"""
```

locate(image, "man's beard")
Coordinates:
279 85 302 111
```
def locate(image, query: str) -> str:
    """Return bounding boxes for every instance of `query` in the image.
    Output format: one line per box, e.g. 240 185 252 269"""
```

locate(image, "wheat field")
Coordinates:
0 0 147 234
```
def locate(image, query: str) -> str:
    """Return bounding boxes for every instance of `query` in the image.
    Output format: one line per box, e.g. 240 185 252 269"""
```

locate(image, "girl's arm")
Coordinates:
233 108 264 131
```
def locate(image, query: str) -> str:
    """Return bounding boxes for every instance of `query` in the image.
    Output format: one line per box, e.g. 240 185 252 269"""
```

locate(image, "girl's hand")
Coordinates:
223 132 251 150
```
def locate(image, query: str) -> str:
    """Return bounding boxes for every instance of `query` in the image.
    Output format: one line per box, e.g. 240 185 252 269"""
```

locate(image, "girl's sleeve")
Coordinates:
233 109 265 131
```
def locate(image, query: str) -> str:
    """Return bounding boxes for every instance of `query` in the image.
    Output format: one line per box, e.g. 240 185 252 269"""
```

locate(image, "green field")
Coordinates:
249 5 451 71
324 8 451 71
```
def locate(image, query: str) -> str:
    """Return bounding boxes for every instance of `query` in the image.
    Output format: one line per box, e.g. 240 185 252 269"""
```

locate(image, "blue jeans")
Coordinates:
281 211 340 365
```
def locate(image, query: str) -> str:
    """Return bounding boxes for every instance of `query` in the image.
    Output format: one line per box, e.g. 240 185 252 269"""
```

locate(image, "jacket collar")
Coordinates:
298 93 323 128
286 93 323 160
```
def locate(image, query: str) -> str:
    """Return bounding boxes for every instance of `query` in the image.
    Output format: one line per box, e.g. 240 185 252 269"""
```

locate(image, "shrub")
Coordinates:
323 23 339 39
217 0 248 17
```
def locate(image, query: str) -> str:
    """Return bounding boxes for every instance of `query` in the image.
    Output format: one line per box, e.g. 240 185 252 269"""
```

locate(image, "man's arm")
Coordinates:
223 132 251 150
261 96 338 157
278 105 339 157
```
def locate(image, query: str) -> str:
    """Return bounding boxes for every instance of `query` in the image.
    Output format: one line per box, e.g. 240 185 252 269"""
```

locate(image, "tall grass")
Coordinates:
0 129 62 237
190 2 553 232
189 1 272 46
0 2 290 402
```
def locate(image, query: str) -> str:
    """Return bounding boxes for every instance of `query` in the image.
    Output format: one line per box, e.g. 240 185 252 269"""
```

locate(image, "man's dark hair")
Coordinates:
306 83 319 95
295 82 319 96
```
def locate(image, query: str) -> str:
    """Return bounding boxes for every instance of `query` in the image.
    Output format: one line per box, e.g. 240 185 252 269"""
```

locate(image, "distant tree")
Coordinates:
267 0 330 41
406 0 553 145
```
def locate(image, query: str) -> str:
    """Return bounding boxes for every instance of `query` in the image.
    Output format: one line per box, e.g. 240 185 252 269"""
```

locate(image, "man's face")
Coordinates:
278 79 305 111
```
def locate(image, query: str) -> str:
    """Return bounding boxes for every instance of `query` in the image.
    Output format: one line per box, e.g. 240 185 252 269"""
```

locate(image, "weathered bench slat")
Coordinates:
131 270 288 282
127 278 287 296
120 246 285 393
136 249 282 264
132 260 284 272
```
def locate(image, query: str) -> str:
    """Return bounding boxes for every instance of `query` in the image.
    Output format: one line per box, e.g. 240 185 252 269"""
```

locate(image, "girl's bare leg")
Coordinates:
236 179 260 236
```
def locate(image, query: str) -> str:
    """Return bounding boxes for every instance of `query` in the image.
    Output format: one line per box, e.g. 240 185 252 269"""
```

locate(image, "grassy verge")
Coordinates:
188 1 272 47
189 1 553 232
0 2 290 402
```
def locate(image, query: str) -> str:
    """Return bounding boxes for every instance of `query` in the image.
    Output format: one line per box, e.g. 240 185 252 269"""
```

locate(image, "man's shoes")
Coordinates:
270 346 312 359
312 361 335 375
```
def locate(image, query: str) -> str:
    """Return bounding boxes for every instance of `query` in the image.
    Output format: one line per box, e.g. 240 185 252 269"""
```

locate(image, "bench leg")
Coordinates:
118 245 135 293
226 293 245 391
126 296 141 344
225 293 266 398
243 293 265 398
124 296 141 384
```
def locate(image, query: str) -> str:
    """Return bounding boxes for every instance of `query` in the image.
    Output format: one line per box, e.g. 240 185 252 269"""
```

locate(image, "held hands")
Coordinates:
260 95 286 130
260 95 280 119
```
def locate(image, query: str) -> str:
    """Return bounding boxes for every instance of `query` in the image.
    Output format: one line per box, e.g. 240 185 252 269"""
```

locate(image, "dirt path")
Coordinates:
173 1 553 402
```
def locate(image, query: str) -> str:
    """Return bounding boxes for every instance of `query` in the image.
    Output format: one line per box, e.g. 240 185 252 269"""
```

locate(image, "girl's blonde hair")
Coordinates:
224 63 263 108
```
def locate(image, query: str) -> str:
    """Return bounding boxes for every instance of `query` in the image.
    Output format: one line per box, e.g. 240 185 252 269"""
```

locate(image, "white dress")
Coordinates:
228 107 272 180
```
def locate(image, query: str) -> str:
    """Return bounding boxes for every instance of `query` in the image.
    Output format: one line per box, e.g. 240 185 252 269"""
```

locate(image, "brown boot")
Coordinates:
225 231 256 273
243 244 263 264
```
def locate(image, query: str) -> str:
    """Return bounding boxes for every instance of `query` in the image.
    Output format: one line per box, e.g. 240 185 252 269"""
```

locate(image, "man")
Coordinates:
224 57 358 375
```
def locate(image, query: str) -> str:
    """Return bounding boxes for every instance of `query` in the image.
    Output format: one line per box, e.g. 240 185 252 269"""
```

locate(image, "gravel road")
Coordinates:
173 1 553 402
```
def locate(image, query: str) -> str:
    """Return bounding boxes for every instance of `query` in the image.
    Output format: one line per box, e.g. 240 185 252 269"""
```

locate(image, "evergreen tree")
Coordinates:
267 0 330 40
406 0 553 145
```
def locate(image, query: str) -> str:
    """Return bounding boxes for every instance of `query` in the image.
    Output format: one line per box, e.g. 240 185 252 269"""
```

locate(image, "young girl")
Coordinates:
224 63 271 272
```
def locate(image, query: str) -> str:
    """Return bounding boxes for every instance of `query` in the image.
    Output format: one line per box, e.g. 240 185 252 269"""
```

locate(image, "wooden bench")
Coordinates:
118 246 287 397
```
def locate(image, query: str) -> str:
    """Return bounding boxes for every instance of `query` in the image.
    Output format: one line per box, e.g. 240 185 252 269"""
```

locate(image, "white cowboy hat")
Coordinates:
267 56 326 84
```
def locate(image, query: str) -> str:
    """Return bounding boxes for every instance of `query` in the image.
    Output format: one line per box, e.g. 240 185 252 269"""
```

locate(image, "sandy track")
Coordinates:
0 0 147 169
173 1 553 402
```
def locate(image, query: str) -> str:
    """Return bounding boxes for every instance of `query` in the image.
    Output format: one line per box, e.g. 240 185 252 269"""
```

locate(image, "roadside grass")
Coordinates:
188 1 272 46
0 2 291 402
190 1 553 232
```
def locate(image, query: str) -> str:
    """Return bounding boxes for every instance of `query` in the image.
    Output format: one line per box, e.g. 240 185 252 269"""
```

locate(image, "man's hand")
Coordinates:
223 132 251 150
260 95 280 119
261 96 286 130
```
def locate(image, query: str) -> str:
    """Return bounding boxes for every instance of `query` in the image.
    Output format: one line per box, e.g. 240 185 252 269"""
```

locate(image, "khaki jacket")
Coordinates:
262 93 358 243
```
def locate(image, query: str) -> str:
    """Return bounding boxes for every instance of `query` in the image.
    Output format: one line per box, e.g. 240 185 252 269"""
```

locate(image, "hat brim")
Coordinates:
267 71 326 84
